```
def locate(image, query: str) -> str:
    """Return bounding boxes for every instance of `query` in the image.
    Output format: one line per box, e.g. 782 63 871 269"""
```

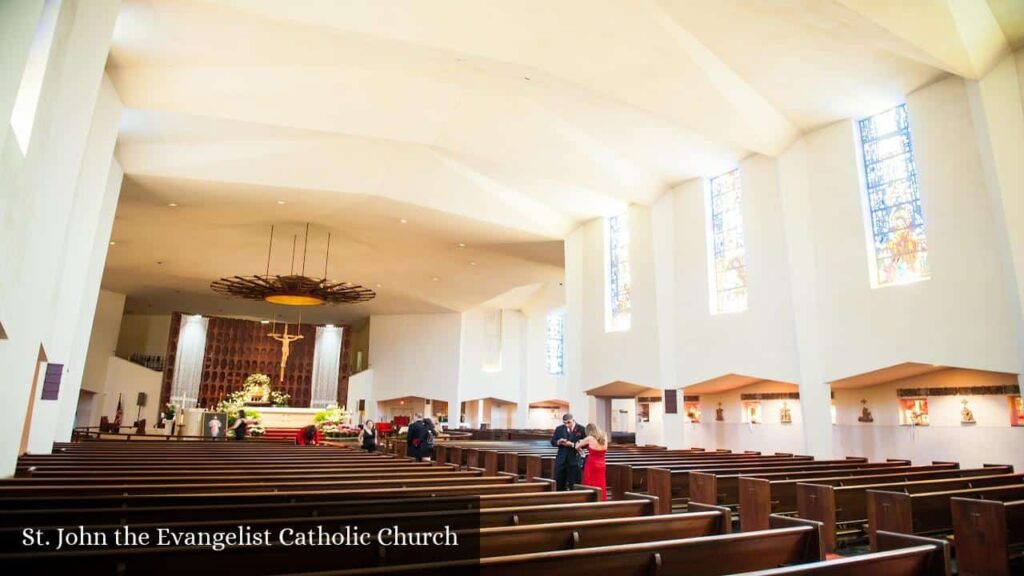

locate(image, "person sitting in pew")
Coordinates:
576 423 608 500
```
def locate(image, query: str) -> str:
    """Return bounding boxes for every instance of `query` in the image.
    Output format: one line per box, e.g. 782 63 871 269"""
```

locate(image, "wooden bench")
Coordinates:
0 486 593 528
738 465 1011 531
951 497 1024 576
646 459 921 514
0 480 557 511
798 473 1023 552
867 484 1024 549
734 531 950 576
0 496 658 553
0 504 709 574
689 460 919 507
274 523 825 576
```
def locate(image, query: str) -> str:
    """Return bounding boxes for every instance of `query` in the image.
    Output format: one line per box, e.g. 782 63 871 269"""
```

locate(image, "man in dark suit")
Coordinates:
550 413 586 491
406 413 424 460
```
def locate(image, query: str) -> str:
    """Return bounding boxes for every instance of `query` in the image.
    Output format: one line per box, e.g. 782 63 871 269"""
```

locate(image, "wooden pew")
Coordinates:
271 524 826 576
0 507 717 574
867 484 1024 550
738 465 1011 532
0 481 556 511
734 531 950 576
0 487 592 528
0 473 522 497
799 473 1024 552
646 459 916 514
613 455 819 500
0 497 657 552
689 460 918 507
951 497 1024 576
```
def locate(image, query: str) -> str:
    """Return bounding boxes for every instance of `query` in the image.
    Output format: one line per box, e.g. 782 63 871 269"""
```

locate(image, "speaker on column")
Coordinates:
358 399 365 411
137 392 148 407
425 399 431 405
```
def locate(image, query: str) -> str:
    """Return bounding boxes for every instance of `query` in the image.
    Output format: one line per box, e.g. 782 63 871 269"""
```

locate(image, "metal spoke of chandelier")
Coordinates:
210 223 375 306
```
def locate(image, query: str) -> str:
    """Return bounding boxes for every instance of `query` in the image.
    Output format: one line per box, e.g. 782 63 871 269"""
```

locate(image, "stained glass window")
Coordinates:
545 311 565 376
606 213 631 331
708 169 748 313
858 104 930 287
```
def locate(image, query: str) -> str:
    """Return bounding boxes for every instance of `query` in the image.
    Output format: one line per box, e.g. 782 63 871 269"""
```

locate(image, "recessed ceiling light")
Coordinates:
399 218 408 224
109 241 116 246
469 261 478 266
167 202 178 207
376 283 382 288
457 243 466 248
260 320 270 324
277 200 286 205
431 276 440 281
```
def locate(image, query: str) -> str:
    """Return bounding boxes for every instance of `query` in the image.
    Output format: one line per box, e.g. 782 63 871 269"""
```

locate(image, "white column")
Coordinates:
778 138 834 458
34 75 123 448
966 52 1024 386
0 0 121 473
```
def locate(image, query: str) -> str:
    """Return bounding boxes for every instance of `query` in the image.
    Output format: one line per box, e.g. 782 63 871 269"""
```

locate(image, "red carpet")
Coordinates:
261 427 301 440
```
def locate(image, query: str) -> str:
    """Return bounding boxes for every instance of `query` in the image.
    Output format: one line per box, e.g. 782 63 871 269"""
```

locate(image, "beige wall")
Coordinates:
347 319 370 373
115 313 172 359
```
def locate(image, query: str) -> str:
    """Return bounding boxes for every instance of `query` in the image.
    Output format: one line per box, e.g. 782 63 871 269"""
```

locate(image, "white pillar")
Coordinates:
36 75 123 448
778 138 834 458
966 53 1024 386
0 0 121 474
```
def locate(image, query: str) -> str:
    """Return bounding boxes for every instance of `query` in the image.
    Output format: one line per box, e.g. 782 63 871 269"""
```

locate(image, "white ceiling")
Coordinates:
104 0 1023 321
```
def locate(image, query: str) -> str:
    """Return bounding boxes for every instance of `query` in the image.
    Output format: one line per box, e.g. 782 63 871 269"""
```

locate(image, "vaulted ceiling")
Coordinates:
104 0 1023 322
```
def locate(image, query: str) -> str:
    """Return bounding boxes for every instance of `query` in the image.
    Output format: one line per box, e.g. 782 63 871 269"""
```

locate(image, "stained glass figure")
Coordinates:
545 311 565 375
709 169 747 313
858 104 930 286
607 213 631 331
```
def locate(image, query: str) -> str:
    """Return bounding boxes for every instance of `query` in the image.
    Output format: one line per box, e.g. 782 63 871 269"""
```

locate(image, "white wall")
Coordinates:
368 313 462 418
556 52 1024 462
522 283 567 407
564 205 663 424
459 308 525 406
684 381 807 455
832 369 1024 471
346 368 374 421
115 314 172 359
95 356 163 430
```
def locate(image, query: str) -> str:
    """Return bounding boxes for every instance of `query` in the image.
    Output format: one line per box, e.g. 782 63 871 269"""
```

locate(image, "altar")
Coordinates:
257 406 322 428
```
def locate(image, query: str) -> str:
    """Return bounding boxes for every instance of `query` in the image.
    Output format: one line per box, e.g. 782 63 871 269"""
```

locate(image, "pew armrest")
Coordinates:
623 491 658 516
532 477 557 491
687 501 732 533
770 514 825 561
497 471 518 481
876 530 952 576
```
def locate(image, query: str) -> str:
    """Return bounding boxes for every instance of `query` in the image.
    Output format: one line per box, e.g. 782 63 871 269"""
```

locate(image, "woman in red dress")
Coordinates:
576 423 608 500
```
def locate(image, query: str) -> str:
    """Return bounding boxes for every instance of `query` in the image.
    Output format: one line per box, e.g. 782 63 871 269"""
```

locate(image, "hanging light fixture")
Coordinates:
211 224 375 306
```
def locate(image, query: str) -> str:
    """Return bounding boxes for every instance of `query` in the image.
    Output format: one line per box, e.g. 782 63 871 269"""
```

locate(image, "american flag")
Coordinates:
114 394 123 426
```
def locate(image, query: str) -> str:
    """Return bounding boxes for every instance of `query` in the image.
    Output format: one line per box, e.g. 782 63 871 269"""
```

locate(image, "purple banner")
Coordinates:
41 363 63 401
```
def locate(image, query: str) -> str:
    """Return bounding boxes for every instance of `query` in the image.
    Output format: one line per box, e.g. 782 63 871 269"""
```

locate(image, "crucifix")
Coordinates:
267 323 304 383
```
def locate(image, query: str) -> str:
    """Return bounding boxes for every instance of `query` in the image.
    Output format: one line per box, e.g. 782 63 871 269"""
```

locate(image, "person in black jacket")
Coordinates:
550 413 586 490
406 413 425 460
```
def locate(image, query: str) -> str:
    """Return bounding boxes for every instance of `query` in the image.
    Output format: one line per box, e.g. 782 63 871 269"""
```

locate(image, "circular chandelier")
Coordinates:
211 224 375 306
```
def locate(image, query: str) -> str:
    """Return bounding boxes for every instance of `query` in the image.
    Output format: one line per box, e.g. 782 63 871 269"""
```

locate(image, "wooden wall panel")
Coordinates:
160 314 351 410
